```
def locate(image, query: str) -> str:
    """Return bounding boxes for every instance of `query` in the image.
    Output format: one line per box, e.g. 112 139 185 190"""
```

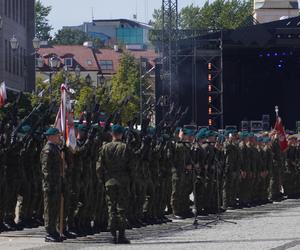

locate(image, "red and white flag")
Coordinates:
0 82 7 108
54 84 76 150
274 116 288 152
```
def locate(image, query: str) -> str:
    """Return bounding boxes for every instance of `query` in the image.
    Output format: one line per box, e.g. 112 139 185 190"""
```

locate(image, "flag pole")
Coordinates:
275 105 279 118
59 82 67 237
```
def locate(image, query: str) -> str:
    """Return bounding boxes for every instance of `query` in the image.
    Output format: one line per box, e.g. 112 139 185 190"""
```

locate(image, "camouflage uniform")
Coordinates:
40 141 62 236
96 140 131 232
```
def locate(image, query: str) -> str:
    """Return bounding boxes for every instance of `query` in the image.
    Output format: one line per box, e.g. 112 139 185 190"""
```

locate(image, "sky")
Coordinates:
40 0 206 35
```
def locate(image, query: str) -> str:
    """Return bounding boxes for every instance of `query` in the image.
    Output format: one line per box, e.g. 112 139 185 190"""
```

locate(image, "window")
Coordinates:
5 40 8 72
99 60 113 70
12 0 15 21
86 60 92 66
16 0 19 23
8 0 11 18
64 58 73 67
5 0 8 16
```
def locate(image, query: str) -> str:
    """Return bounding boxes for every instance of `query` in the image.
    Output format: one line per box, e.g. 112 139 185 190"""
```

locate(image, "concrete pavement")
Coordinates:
1 199 300 250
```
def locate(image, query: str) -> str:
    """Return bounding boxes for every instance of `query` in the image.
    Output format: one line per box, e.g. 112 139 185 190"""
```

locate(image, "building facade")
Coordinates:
64 19 152 49
36 44 102 85
254 0 299 23
0 0 35 92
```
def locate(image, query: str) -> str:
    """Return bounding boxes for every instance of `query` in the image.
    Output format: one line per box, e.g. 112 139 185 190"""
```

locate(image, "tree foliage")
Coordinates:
151 0 252 31
181 0 252 30
52 28 105 48
35 0 53 41
110 53 141 124
52 28 89 45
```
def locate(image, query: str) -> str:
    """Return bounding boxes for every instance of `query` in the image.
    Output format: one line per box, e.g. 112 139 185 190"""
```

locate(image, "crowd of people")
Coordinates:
0 110 299 244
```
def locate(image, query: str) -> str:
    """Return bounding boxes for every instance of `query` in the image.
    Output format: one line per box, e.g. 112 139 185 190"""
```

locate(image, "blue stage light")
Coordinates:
266 53 270 57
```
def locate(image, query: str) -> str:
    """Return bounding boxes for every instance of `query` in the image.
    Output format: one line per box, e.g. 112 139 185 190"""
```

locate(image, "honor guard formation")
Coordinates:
0 98 298 244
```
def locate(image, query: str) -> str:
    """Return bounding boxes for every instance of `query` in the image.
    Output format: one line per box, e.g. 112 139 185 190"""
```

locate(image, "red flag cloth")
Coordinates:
0 82 7 108
274 116 288 152
54 84 76 150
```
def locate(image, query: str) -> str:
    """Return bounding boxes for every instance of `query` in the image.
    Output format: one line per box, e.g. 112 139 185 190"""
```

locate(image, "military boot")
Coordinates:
110 230 117 244
118 229 130 244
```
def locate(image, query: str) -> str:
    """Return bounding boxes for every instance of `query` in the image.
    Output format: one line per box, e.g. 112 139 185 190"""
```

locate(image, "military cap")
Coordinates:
147 127 156 136
183 128 195 136
248 132 255 138
206 130 217 137
239 131 248 139
217 134 225 143
175 127 182 133
20 125 31 134
196 130 206 139
112 124 125 134
44 127 60 136
78 124 88 132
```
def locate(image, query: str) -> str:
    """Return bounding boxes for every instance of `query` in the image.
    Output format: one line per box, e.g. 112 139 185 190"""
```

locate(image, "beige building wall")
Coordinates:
254 8 299 23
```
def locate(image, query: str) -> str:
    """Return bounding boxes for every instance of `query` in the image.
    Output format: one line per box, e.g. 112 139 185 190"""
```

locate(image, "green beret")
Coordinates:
183 128 195 136
205 130 217 137
196 131 206 139
147 127 156 136
44 127 60 136
248 132 255 138
78 124 88 132
20 125 31 134
175 127 181 133
112 124 125 134
239 131 248 139
217 134 225 143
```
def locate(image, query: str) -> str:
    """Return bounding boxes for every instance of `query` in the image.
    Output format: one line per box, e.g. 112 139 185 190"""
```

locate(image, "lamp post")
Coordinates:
32 37 41 51
48 56 61 97
85 74 92 86
10 35 19 51
10 35 41 91
96 71 105 88
75 65 81 81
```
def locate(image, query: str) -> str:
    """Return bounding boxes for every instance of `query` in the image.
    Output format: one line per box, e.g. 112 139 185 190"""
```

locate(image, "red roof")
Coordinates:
37 45 159 74
37 45 99 71
95 48 158 74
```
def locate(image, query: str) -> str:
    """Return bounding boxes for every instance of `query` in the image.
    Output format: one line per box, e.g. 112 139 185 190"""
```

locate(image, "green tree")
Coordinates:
52 28 89 45
110 53 141 124
52 28 105 48
180 0 253 30
35 0 53 41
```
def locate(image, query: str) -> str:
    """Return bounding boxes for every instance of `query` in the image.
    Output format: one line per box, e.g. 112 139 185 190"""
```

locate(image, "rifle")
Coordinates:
11 103 43 140
104 95 132 132
22 101 56 144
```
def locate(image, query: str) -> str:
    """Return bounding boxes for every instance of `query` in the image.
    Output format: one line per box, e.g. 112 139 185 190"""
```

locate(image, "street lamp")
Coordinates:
96 71 105 87
10 35 19 51
32 37 41 51
85 74 92 85
75 65 81 79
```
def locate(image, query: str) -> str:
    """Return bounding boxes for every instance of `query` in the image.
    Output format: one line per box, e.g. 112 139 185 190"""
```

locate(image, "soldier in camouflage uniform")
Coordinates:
96 124 131 244
40 127 63 242
222 131 240 210
283 136 298 198
171 128 194 219
269 133 284 201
